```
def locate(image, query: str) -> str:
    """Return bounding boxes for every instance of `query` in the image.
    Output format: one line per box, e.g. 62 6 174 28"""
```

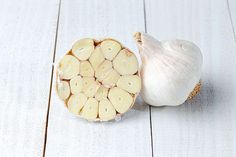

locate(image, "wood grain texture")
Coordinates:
0 0 59 156
44 0 152 157
145 0 236 156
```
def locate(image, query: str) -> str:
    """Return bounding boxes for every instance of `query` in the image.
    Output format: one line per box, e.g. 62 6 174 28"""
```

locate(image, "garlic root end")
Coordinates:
187 82 201 100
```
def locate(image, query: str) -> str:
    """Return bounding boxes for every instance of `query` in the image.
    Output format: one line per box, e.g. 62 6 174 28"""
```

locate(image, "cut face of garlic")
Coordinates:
99 99 116 121
95 86 108 101
72 38 94 60
80 61 94 77
57 81 70 100
108 87 133 114
134 32 203 106
102 69 120 88
83 80 100 98
117 75 141 94
70 75 83 94
67 93 87 115
80 98 98 120
95 60 113 81
58 55 80 80
56 38 141 121
89 46 105 71
101 39 122 60
113 49 139 75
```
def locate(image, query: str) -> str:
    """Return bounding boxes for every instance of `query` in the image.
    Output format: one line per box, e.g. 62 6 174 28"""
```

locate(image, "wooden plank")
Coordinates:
44 0 152 157
145 0 236 156
0 0 60 156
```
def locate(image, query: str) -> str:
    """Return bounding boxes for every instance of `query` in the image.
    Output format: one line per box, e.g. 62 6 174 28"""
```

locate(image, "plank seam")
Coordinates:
143 0 154 156
42 0 62 156
143 0 148 33
226 0 236 43
149 106 154 157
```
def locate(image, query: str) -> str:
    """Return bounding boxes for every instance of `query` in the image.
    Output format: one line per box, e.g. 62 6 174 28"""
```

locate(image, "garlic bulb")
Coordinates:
134 32 203 106
56 38 141 121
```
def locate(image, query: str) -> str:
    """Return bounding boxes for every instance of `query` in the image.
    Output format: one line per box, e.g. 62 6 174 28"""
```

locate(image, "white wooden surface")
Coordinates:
0 0 235 157
146 0 236 156
229 0 236 41
0 0 59 156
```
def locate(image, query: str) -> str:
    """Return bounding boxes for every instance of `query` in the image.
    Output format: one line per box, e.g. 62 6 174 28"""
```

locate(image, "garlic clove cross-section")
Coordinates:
108 87 133 114
117 75 141 94
57 81 70 100
72 38 94 60
95 86 108 101
67 93 87 115
89 46 105 71
113 49 139 75
95 60 113 82
80 61 94 77
99 99 116 121
70 75 83 94
80 98 99 121
102 69 120 88
134 32 203 106
56 38 141 121
58 55 80 80
101 39 122 60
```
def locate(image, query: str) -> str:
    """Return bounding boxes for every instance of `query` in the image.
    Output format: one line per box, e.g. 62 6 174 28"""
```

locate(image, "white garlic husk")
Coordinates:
134 32 203 106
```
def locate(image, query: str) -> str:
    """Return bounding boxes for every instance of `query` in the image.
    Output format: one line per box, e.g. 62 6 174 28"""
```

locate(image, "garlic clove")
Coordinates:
67 93 87 115
113 49 139 75
99 99 116 121
89 46 105 71
72 38 94 60
134 32 203 106
80 61 94 77
95 86 109 101
102 69 120 88
81 77 95 93
108 87 133 113
116 75 141 94
101 39 122 60
95 60 113 81
83 80 100 98
70 75 83 94
57 81 70 100
80 98 99 121
58 55 80 80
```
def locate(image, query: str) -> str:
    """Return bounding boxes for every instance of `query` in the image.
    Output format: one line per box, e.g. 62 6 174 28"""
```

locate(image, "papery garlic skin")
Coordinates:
135 32 203 106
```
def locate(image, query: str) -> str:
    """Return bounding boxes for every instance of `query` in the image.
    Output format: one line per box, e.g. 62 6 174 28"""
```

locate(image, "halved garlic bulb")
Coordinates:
56 38 141 121
134 32 203 106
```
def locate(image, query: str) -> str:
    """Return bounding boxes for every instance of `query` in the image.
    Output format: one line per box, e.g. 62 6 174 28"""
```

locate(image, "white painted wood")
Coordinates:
228 0 236 40
145 0 236 156
0 0 59 156
45 0 152 157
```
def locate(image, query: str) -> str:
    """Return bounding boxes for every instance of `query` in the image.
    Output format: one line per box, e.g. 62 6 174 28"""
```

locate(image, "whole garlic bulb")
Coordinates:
134 32 203 106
